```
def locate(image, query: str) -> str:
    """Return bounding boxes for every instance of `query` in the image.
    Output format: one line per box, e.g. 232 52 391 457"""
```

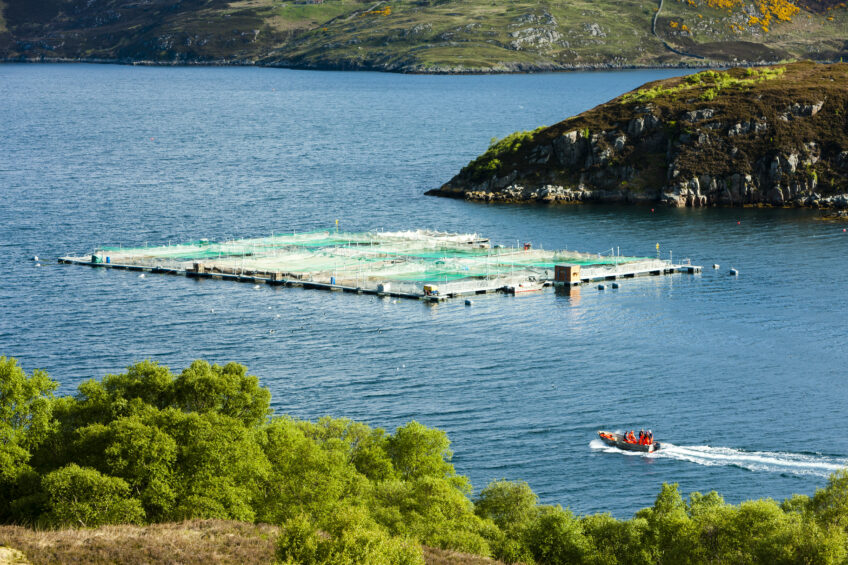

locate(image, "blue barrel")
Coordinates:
106 257 111 264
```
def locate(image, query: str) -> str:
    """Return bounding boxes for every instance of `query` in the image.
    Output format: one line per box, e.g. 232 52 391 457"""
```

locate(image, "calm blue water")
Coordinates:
2 63 847 517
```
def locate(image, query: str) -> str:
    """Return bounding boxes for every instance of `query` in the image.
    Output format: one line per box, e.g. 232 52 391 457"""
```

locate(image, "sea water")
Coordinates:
2 63 847 516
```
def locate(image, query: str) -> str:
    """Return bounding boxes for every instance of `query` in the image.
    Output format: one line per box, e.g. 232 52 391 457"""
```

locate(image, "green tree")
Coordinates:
810 469 848 530
386 421 454 481
638 483 698 564
0 357 57 521
257 416 367 524
300 417 397 482
276 513 320 564
101 360 174 409
475 480 538 531
72 416 178 521
524 505 591 565
171 360 271 427
0 356 57 461
40 464 145 527
369 473 494 556
781 493 811 515
581 513 654 565
277 508 424 565
156 409 269 522
474 480 539 563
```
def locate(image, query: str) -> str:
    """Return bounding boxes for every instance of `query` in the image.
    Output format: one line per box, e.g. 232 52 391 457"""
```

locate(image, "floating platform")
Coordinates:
58 229 701 301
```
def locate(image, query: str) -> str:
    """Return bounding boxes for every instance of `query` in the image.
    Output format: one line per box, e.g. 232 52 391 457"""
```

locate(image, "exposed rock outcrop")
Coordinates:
428 62 848 208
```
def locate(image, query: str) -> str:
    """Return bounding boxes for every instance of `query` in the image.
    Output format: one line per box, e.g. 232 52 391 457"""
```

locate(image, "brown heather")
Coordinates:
0 520 278 565
0 520 508 565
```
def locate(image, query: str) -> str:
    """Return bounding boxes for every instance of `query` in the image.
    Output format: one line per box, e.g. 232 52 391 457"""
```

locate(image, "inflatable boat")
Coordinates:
597 430 661 453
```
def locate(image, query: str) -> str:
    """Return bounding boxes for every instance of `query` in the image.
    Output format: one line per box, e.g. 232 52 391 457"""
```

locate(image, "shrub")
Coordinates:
461 127 545 181
700 88 718 101
276 510 424 565
475 480 538 532
524 506 591 565
386 421 454 481
41 464 145 527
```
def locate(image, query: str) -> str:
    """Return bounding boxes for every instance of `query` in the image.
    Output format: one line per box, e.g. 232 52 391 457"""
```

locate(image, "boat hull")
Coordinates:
598 431 661 453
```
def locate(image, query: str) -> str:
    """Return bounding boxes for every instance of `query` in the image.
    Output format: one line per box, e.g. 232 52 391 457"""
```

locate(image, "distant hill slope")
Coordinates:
0 0 845 71
428 61 848 207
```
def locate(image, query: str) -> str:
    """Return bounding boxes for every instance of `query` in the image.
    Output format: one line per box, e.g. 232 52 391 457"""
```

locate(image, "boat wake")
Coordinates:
589 440 848 477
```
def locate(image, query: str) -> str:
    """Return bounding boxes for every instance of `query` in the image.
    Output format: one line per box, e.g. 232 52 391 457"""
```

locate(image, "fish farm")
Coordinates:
59 229 701 300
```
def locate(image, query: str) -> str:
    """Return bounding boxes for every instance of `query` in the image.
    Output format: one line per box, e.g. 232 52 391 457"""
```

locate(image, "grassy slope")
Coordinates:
268 0 848 70
0 0 845 70
0 520 505 565
656 0 848 60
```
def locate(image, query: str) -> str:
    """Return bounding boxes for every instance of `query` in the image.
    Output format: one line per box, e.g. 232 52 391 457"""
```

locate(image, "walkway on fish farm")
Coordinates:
59 229 701 301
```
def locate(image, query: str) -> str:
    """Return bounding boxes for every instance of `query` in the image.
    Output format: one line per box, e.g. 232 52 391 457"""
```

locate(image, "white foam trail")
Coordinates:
658 444 848 477
590 439 848 477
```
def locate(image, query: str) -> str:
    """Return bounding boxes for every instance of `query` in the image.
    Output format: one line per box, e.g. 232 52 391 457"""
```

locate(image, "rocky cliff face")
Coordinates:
429 62 848 208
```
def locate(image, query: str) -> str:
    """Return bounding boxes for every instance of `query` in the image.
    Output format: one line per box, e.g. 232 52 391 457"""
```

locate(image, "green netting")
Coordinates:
90 229 659 289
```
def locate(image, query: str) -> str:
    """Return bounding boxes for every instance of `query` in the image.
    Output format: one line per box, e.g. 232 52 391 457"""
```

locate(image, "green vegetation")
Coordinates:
621 66 786 103
4 355 848 564
461 128 543 181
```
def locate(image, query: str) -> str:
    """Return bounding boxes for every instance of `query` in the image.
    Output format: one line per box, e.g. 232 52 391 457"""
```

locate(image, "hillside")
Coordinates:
428 61 848 206
0 0 846 72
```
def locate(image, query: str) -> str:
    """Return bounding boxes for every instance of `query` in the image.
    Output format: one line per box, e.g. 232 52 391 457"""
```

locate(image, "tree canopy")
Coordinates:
3 356 848 565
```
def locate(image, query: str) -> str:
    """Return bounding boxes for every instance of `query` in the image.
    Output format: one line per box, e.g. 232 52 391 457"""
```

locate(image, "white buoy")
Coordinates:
32 255 39 261
35 263 41 267
712 264 720 269
138 273 145 278
253 284 261 289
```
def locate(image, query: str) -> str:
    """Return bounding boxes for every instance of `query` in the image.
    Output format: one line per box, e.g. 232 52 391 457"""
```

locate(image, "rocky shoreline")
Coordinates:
429 62 848 207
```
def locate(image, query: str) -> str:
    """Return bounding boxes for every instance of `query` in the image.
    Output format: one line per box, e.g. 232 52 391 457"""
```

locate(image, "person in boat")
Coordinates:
625 430 636 443
638 429 645 444
647 430 653 444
